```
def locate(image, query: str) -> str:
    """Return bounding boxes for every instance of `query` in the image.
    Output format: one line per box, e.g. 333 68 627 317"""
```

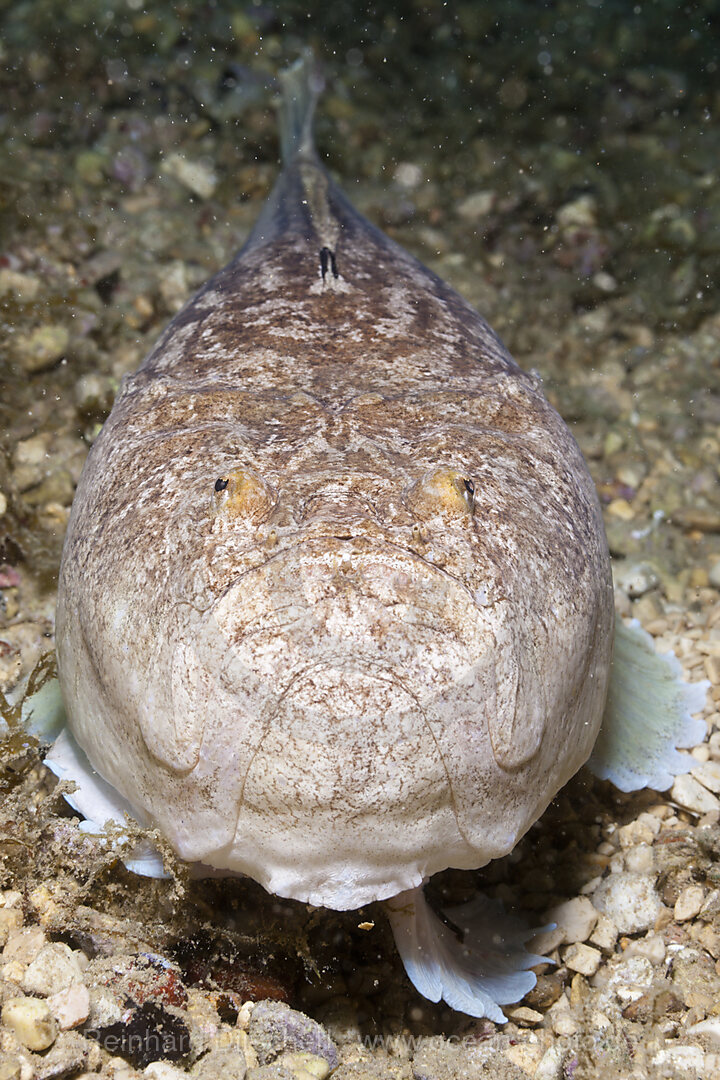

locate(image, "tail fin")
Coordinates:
278 51 323 163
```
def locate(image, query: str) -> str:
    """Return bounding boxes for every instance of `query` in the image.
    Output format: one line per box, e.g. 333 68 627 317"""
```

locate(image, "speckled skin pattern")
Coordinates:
56 148 614 909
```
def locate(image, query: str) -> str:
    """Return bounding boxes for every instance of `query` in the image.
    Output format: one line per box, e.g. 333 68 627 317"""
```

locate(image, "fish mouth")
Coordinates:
207 535 481 664
209 532 479 624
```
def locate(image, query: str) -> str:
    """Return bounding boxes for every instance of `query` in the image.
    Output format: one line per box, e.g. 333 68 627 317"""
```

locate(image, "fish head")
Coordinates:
130 440 611 907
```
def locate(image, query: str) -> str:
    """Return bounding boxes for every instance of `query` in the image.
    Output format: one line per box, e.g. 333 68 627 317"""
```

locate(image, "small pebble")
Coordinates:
624 933 666 964
0 907 24 945
592 872 663 934
534 1044 566 1080
0 268 40 301
4 925 46 964
457 190 495 221
624 843 654 874
690 760 720 793
617 819 656 847
674 884 705 922
191 1048 247 1080
556 193 597 228
607 498 635 520
47 983 90 1029
687 1017 720 1043
607 955 654 1003
507 1005 543 1026
613 559 660 598
563 942 602 976
248 1002 338 1070
546 996 579 1037
589 913 618 951
273 1052 331 1080
652 1047 707 1073
22 942 85 996
15 325 70 373
2 996 58 1051
0 1059 22 1080
547 896 599 943
162 153 217 199
671 773 720 814
505 1042 544 1075
144 1065 186 1080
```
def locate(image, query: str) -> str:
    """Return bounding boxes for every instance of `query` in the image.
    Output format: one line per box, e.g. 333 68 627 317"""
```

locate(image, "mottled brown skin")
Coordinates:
56 142 614 908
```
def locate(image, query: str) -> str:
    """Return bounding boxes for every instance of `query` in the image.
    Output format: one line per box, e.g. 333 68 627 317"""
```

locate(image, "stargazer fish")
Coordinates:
49 55 707 1021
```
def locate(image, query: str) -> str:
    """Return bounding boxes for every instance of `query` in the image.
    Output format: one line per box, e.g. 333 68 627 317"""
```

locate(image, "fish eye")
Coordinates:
213 467 275 524
406 467 476 521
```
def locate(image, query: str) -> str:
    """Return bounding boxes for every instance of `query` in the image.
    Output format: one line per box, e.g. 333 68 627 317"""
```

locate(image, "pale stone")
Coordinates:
162 154 217 199
275 1052 332 1080
690 760 720 793
550 1011 579 1037
671 774 720 814
22 942 85 996
507 1006 543 1025
546 995 579 1036
0 1058 22 1080
592 872 663 934
457 190 495 221
688 1017 720 1043
0 269 40 301
563 942 602 976
606 956 654 1003
1 997 58 1051
190 1048 247 1080
652 1047 707 1072
535 1044 566 1080
617 820 656 847
47 983 90 1029
589 913 618 951
0 908 23 946
527 925 564 955
557 193 597 228
3 926 46 965
624 843 654 874
505 1041 544 1075
612 559 659 598
639 812 660 833
590 1011 612 1028
674 884 705 922
0 890 23 908
624 934 666 964
548 896 598 943
16 325 70 374
144 1064 186 1080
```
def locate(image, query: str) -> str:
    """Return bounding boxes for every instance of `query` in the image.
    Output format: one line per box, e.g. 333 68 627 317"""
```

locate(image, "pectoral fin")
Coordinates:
587 616 708 793
386 886 549 1022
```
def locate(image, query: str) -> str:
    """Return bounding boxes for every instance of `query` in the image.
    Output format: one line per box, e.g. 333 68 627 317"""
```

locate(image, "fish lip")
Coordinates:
209 533 475 612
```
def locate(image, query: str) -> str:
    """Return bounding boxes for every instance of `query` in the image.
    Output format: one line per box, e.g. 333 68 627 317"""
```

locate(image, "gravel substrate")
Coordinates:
1 3 719 1079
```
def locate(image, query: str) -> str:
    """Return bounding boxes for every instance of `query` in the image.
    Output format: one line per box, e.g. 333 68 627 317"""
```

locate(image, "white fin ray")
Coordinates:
588 616 708 793
45 728 169 879
386 886 548 1022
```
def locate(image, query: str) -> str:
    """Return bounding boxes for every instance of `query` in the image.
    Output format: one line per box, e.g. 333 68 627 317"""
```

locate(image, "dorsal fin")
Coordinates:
278 51 323 164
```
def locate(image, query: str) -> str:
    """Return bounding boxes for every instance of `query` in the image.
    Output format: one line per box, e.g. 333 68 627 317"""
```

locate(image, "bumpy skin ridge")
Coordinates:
56 144 613 909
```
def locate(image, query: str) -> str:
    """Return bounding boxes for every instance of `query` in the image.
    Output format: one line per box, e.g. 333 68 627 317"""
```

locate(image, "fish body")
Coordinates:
56 68 613 909
53 58 706 1021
